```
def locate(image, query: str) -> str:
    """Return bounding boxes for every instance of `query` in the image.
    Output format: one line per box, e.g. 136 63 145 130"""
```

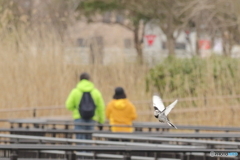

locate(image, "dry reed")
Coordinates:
0 23 151 121
0 18 240 127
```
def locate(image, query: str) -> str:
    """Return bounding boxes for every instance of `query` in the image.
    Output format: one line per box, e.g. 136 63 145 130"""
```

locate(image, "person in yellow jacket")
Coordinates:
106 87 137 132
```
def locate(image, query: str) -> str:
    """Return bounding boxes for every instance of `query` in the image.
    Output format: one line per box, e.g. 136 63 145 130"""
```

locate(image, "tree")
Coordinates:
187 0 240 56
76 0 240 59
76 0 151 64
0 0 76 39
143 0 197 56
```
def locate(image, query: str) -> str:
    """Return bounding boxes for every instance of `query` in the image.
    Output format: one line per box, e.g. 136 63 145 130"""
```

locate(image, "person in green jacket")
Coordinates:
65 72 105 140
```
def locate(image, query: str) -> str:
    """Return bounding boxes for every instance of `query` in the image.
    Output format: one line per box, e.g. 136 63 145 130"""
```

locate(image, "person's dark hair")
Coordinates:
113 87 127 99
80 72 90 80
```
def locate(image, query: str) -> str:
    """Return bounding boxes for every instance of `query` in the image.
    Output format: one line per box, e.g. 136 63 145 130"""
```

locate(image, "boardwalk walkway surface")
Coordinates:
0 119 239 160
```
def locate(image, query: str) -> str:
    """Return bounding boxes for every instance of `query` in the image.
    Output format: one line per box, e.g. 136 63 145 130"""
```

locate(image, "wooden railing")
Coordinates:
0 94 239 116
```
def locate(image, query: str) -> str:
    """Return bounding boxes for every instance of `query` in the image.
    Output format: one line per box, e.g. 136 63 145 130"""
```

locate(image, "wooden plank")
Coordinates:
8 119 240 132
41 151 181 160
92 133 240 146
0 144 237 152
3 127 240 138
0 134 206 149
0 159 67 160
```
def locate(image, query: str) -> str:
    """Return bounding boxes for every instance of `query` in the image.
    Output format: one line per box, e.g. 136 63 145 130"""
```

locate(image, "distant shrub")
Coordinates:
146 55 240 100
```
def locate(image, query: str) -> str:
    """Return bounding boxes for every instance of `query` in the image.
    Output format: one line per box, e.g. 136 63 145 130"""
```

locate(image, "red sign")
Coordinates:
145 35 156 46
199 40 211 50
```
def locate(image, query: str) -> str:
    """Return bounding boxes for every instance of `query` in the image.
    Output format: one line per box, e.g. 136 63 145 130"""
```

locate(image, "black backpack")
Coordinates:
78 92 96 120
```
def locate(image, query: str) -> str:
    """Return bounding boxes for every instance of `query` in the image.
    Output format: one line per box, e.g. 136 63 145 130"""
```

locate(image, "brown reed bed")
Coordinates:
0 23 240 127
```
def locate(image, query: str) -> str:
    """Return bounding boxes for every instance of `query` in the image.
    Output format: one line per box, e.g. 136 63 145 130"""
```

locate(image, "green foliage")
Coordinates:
77 0 121 17
84 0 120 11
76 0 151 26
146 55 240 100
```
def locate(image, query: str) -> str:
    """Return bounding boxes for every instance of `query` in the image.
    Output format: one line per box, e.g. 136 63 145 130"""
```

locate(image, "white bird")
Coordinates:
153 95 178 129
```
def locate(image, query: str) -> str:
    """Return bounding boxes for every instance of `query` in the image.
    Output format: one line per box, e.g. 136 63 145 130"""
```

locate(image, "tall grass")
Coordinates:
1 17 240 126
0 24 150 121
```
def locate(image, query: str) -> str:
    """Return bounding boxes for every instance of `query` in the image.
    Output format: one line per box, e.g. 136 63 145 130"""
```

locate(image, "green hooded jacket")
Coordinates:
65 79 105 124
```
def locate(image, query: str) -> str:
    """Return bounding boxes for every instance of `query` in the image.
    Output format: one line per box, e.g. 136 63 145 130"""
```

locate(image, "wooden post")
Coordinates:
124 152 131 160
154 152 158 160
66 151 76 160
10 151 18 160
65 124 69 138
33 108 36 117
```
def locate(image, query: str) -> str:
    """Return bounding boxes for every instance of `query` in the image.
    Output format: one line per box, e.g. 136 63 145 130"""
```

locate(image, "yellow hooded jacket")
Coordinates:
106 99 137 132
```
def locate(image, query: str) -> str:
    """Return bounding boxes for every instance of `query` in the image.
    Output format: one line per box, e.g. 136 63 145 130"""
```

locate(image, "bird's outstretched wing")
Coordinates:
167 121 177 129
164 99 178 116
152 95 165 112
